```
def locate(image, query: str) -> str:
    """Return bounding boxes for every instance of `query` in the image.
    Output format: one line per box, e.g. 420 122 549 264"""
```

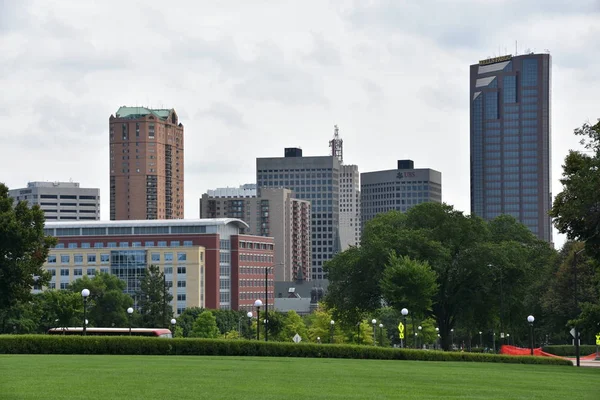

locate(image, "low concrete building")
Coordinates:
9 181 100 221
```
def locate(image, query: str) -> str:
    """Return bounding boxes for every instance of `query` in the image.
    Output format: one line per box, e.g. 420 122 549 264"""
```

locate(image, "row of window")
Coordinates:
48 267 109 277
46 225 208 237
48 254 110 264
238 241 274 250
163 266 187 274
52 240 195 249
49 252 191 264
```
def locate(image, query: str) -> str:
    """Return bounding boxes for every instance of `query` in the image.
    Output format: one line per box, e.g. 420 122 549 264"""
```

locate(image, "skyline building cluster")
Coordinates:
10 52 554 311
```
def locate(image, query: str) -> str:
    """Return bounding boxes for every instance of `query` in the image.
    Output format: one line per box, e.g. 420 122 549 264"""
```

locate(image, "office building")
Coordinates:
9 181 100 221
329 125 361 250
361 160 442 225
39 219 274 313
109 106 184 220
257 148 340 281
339 164 361 249
200 185 311 283
470 53 552 242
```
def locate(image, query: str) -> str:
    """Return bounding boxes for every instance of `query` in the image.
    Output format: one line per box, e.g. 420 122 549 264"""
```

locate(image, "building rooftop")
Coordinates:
207 187 257 198
44 218 249 230
114 106 174 121
26 181 81 188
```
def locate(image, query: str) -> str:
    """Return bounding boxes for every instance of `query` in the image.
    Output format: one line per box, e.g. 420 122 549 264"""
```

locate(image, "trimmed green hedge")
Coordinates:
0 335 572 365
543 345 597 357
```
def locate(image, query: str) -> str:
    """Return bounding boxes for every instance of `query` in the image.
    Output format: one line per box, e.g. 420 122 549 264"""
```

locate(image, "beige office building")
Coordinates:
200 186 311 282
109 106 184 221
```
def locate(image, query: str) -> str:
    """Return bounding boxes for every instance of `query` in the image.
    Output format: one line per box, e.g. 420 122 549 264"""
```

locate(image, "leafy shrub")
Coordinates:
542 345 597 357
0 335 572 366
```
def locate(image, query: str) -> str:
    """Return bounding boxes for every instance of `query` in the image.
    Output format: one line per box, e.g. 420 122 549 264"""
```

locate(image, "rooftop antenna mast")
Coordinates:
329 124 343 164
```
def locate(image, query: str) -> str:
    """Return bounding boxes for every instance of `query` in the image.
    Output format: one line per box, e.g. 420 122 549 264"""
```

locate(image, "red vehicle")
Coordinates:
47 327 172 338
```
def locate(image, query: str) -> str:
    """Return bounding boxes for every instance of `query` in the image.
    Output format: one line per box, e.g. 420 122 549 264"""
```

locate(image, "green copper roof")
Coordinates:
115 106 174 121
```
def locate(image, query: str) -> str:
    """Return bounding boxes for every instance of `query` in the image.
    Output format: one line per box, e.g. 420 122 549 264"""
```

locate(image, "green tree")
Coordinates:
138 265 173 328
212 309 244 335
279 310 308 342
69 273 133 327
177 307 204 337
0 183 56 330
550 120 600 257
223 330 240 339
0 298 43 334
381 254 438 317
189 310 219 338
37 290 83 331
306 308 346 344
541 241 599 341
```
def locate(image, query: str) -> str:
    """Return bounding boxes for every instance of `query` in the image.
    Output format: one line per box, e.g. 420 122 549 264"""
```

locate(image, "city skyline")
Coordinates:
2 1 600 250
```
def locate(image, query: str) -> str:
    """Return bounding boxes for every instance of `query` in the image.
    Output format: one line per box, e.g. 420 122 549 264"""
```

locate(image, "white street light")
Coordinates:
127 307 134 335
81 289 90 336
401 308 408 316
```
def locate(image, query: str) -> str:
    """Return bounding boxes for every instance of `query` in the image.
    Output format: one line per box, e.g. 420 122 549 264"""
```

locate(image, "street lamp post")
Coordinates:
506 333 510 346
435 327 440 350
330 320 335 344
246 312 253 339
418 326 422 349
127 307 134 336
264 267 270 342
171 318 177 338
527 315 535 356
573 249 584 367
379 323 383 347
492 332 496 353
479 331 482 348
451 328 454 350
81 289 90 336
371 319 377 346
401 308 408 348
254 299 263 341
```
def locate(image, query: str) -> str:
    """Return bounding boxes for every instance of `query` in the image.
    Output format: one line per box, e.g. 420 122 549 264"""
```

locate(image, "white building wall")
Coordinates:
339 164 361 250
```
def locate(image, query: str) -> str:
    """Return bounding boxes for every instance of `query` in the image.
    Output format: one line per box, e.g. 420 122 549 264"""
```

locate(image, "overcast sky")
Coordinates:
1 0 599 249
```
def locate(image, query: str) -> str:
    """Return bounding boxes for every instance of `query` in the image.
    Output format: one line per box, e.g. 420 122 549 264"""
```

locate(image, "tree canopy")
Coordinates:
137 265 173 328
0 182 56 322
69 273 133 327
325 202 553 350
189 310 220 338
551 120 600 257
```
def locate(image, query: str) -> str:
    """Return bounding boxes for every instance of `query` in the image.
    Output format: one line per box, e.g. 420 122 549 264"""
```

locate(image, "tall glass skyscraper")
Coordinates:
470 53 552 243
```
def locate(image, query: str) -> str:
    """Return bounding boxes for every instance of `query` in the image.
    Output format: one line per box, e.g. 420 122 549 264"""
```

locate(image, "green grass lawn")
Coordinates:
1 355 598 400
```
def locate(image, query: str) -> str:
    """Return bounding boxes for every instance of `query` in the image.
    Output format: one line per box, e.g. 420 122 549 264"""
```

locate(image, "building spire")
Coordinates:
329 124 343 164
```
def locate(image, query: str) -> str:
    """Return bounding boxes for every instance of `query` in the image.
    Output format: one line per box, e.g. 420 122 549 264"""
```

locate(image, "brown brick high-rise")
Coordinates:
109 107 184 220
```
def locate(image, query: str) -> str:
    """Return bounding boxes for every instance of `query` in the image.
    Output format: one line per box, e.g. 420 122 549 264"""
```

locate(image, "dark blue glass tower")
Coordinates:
470 53 552 243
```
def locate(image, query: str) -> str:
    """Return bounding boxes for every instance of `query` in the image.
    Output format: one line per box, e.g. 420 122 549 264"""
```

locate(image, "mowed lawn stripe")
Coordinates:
0 355 598 400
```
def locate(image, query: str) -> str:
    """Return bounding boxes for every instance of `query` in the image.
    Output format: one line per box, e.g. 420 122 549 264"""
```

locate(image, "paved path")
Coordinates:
567 358 600 368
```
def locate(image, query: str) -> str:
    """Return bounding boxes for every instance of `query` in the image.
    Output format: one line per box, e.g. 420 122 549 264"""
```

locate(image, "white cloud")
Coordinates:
1 0 598 248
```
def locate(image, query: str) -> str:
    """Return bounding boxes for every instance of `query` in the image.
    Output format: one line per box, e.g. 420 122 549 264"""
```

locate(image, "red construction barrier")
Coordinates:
500 345 598 359
500 345 561 357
